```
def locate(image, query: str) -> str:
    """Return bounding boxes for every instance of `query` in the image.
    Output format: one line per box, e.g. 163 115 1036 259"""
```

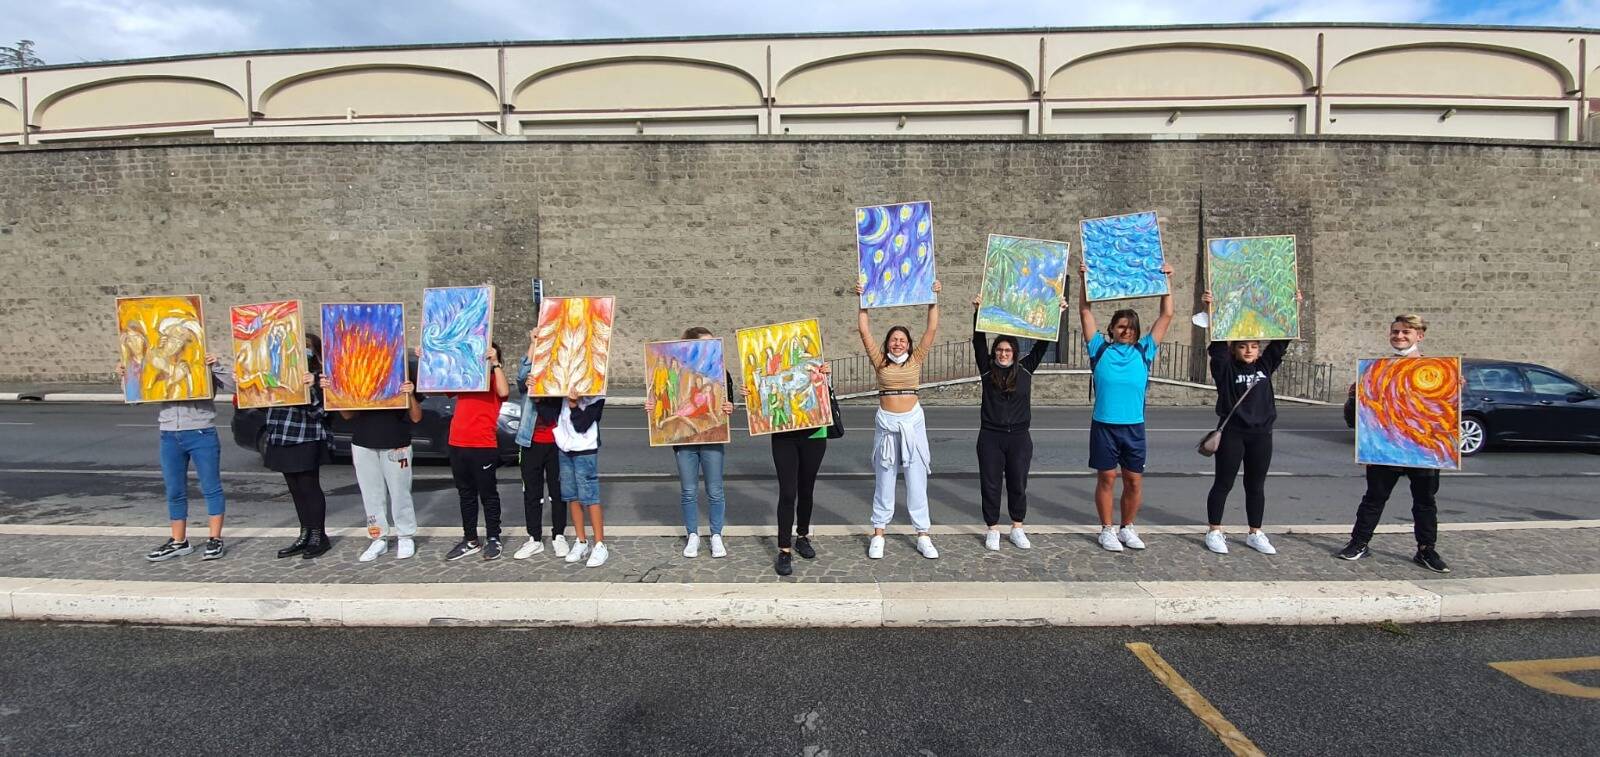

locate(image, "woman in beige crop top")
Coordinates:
854 281 942 414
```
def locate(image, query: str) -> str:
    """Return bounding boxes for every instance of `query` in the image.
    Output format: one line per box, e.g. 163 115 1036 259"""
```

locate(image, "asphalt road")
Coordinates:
0 403 1595 529
0 618 1594 755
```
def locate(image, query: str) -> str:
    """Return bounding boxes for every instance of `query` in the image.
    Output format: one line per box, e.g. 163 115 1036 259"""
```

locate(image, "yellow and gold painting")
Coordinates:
528 296 614 397
116 294 212 403
736 319 830 436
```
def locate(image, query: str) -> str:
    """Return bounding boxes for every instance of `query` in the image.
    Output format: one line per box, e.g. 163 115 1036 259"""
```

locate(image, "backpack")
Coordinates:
1088 338 1153 405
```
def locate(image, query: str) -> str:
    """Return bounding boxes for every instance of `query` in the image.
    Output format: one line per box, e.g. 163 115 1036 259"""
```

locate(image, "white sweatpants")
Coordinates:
870 405 932 532
352 444 417 538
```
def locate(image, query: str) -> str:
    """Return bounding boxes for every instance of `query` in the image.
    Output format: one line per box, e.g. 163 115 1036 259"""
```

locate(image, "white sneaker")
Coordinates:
1205 530 1229 554
585 542 609 567
359 539 388 562
396 537 415 560
916 534 939 559
1245 531 1278 555
552 535 570 557
514 538 545 559
565 541 589 563
867 535 885 559
1098 527 1124 552
1009 528 1032 550
1118 526 1146 550
683 533 701 558
984 530 1001 551
710 534 727 558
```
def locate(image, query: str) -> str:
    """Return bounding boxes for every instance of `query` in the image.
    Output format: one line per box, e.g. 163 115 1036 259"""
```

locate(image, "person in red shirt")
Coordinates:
443 343 511 561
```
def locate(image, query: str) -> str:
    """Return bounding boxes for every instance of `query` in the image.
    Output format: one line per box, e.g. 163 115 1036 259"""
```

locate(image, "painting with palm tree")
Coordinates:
976 234 1070 341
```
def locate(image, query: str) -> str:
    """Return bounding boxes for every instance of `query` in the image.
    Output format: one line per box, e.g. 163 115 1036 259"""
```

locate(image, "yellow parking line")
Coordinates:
1126 642 1265 757
1489 656 1600 699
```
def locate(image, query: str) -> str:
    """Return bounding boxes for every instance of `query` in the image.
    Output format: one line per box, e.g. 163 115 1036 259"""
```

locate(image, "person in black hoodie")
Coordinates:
1200 290 1296 555
971 296 1063 551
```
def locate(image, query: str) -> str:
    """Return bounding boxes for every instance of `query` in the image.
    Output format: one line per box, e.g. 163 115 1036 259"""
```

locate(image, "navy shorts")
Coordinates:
1089 421 1147 473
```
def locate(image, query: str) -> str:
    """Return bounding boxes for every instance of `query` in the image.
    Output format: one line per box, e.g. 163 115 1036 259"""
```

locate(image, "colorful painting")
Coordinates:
528 296 614 397
857 201 936 309
1207 235 1300 342
230 300 309 409
737 319 831 436
1355 357 1462 470
116 295 211 403
321 303 408 411
645 338 731 446
1080 211 1169 302
418 285 495 393
976 234 1070 341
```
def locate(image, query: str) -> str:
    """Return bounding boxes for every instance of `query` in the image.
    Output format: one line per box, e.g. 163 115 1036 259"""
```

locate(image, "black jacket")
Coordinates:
973 314 1052 433
1208 341 1289 433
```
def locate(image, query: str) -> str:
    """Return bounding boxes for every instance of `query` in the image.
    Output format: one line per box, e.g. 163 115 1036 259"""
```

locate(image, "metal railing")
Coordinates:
830 326 1338 403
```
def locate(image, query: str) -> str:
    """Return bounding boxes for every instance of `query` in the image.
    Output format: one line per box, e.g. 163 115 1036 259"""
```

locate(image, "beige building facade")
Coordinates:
1 23 1596 144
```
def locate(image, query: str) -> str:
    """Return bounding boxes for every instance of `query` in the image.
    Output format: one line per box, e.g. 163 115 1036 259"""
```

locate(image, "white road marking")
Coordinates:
115 424 155 428
0 422 34 426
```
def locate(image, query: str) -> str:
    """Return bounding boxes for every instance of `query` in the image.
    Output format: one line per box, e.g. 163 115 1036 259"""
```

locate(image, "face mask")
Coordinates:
887 352 909 365
1392 344 1419 357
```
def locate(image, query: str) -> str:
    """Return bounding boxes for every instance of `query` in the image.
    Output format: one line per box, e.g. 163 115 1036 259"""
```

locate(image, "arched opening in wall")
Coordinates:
1327 45 1569 97
513 58 762 112
0 98 20 134
257 65 499 120
776 51 1032 105
33 76 244 132
1049 45 1310 99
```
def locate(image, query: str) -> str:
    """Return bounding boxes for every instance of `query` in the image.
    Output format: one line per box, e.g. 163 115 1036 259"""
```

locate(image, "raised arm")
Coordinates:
970 298 990 373
489 350 510 399
916 280 942 353
854 283 880 361
1023 298 1067 372
1077 263 1097 342
1149 262 1176 343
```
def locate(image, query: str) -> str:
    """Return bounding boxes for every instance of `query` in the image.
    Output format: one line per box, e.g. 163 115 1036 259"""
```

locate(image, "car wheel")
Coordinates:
1459 415 1487 456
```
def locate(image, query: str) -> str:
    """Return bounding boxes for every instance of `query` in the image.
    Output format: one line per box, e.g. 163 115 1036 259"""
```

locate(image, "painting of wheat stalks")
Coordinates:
418 285 494 393
116 294 211 404
528 296 614 397
321 303 409 411
230 300 309 409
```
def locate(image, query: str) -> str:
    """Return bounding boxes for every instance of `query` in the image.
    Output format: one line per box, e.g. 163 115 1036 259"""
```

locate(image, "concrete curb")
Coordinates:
1 574 1595 628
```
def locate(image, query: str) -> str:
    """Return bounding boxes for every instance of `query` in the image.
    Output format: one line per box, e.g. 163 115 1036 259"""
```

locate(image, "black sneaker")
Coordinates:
794 536 817 560
145 539 193 562
775 551 793 576
1336 541 1370 561
483 537 503 561
445 539 482 561
1413 546 1450 573
202 538 225 561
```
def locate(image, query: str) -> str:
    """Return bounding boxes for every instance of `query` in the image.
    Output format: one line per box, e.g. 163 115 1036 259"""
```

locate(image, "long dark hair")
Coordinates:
880 326 913 368
989 335 1021 394
304 333 323 374
1108 309 1142 340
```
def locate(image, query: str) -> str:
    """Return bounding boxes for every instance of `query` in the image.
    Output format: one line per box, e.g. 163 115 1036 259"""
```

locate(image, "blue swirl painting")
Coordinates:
1080 211 1169 302
857 201 937 309
418 285 495 393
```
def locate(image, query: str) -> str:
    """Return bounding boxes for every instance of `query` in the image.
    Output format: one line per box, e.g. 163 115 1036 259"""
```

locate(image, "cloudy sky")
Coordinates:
9 0 1599 64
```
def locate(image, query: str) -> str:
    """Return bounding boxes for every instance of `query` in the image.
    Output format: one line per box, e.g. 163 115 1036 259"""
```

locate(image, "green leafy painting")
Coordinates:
1206 235 1299 341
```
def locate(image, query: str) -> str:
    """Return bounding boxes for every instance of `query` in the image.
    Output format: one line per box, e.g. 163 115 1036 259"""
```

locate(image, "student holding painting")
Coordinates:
443 343 511 561
644 326 738 559
120 355 232 562
557 386 609 568
514 328 573 560
854 279 943 560
1079 262 1175 553
265 334 335 560
971 295 1066 551
742 361 838 576
323 370 424 562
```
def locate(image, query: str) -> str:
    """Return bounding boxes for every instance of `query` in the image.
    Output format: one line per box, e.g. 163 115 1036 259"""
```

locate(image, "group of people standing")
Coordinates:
131 266 1450 578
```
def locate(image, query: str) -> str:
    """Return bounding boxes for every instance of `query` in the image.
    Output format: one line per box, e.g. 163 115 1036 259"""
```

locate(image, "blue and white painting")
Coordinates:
1080 211 1169 302
976 234 1070 341
857 201 937 309
418 285 494 393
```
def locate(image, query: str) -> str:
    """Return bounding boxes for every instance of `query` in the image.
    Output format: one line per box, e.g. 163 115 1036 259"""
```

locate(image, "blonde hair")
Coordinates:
1392 314 1428 332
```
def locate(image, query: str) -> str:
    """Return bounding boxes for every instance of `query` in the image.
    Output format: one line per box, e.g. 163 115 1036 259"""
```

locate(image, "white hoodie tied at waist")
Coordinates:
873 404 930 471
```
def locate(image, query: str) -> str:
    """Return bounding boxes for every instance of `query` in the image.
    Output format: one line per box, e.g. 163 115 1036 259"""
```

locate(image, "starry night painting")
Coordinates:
857 201 937 309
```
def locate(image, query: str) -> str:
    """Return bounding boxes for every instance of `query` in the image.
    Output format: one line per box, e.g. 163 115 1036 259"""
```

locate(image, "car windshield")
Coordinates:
1467 366 1523 393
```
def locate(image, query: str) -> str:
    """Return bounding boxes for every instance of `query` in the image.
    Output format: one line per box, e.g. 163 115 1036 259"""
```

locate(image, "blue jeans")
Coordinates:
674 444 726 535
159 428 225 521
558 450 600 505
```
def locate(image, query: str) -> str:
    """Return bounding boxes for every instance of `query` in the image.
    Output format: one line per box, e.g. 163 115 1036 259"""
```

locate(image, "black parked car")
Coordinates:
1344 358 1600 455
231 392 522 465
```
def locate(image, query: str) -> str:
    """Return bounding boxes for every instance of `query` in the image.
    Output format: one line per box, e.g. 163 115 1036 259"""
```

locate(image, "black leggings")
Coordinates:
282 469 326 531
1205 429 1272 529
976 429 1033 526
519 442 567 538
451 445 502 541
772 435 826 549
